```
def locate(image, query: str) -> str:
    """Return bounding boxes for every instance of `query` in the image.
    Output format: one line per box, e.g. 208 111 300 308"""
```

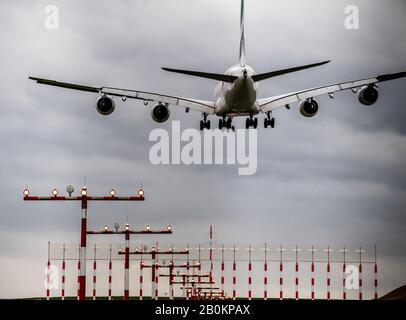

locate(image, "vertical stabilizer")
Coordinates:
239 0 246 66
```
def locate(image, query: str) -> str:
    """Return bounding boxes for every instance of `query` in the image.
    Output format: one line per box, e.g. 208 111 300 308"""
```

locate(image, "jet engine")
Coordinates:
96 96 115 115
151 103 170 123
299 99 319 118
357 85 379 106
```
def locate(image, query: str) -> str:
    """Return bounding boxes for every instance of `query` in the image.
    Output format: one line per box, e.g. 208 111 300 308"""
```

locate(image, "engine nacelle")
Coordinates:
151 103 170 123
299 99 319 118
96 96 115 115
357 86 379 106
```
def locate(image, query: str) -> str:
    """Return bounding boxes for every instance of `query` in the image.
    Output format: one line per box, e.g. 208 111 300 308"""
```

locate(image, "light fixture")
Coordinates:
125 223 129 231
167 225 172 232
138 189 144 197
23 189 30 197
146 225 151 232
81 187 87 196
109 189 116 197
104 226 109 232
52 189 59 196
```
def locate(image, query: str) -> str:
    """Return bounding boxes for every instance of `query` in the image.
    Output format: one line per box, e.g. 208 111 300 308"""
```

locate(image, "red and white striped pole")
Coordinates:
221 244 225 298
248 244 252 300
209 226 213 284
279 245 283 300
78 188 88 301
311 246 315 300
77 245 80 300
139 259 144 300
124 224 130 300
232 245 237 300
359 246 363 300
342 246 347 300
264 243 268 300
326 246 331 300
108 244 112 300
92 244 97 300
46 241 50 300
374 245 378 300
295 245 299 300
151 245 156 300
61 243 66 300
186 244 190 300
155 260 159 300
169 257 174 300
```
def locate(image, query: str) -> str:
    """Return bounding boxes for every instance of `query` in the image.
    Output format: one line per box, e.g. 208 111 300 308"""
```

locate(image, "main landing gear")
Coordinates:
219 117 235 131
245 114 258 129
264 112 275 128
200 113 211 130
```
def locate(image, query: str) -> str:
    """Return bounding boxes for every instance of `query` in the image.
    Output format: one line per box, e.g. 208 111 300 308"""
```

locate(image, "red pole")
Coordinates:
295 245 299 300
139 261 144 300
124 225 130 300
359 246 363 300
232 245 236 300
108 244 112 300
92 244 97 300
327 246 331 300
343 246 347 300
77 245 80 300
46 241 50 300
209 226 213 284
248 245 252 300
264 243 268 300
311 246 315 300
151 245 156 300
279 245 283 300
374 245 378 300
61 243 66 300
79 191 87 301
221 244 225 298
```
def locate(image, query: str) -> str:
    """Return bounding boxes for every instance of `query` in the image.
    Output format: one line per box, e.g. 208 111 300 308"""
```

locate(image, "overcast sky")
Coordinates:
0 0 405 299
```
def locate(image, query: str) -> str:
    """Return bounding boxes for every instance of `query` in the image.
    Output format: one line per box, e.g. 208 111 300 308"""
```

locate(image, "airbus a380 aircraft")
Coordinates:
30 0 405 130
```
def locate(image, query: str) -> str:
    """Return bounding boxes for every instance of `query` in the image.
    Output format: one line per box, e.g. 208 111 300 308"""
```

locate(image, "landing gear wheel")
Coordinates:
226 118 232 129
200 120 204 131
253 118 258 129
245 118 250 129
270 117 275 128
206 120 211 130
264 118 268 128
219 119 223 129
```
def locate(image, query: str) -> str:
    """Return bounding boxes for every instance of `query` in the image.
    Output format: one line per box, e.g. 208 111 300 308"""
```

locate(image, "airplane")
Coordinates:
29 0 406 131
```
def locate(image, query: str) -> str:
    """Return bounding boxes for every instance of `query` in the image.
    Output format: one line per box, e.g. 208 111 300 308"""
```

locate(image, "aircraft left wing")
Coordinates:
28 77 215 114
258 71 406 113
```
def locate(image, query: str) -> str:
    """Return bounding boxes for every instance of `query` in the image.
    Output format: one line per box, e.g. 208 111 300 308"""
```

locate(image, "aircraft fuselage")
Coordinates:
214 64 259 117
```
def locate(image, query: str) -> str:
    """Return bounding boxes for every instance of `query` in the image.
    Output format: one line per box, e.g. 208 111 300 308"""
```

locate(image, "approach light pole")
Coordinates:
88 224 173 300
23 186 145 301
126 245 191 300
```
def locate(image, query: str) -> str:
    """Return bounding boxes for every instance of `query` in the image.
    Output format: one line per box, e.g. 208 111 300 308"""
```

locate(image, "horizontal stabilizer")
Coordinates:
162 67 238 83
252 60 331 82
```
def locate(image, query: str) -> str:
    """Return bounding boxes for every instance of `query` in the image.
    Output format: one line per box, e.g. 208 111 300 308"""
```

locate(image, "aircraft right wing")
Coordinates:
258 71 406 113
28 77 215 114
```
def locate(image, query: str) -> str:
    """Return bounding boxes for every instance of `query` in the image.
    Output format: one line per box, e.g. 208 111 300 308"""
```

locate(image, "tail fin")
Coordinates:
239 0 246 66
